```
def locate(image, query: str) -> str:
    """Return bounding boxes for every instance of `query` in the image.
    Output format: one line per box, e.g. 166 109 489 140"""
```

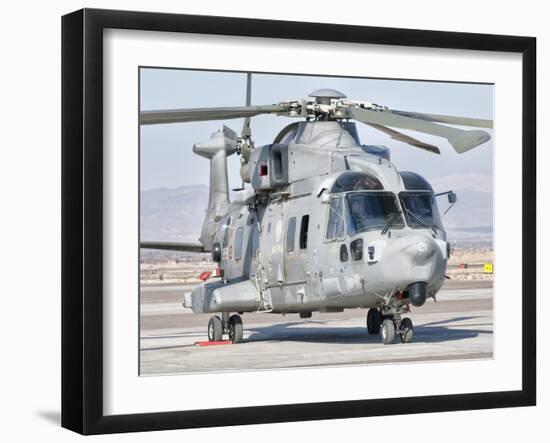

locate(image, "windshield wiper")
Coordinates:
404 208 438 236
381 212 402 236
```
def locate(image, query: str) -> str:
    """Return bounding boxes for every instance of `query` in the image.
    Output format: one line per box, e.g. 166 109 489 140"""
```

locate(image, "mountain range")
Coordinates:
140 174 493 245
429 173 493 242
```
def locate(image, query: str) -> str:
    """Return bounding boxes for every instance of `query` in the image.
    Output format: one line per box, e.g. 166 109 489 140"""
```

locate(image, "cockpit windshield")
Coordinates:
399 192 443 231
346 192 405 235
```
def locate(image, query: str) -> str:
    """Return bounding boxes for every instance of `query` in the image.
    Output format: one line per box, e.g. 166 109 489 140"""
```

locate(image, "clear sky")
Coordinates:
140 68 493 191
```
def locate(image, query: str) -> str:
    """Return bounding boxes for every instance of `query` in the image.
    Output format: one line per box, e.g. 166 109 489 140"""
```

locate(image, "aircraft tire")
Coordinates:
208 315 223 341
229 314 243 344
367 308 382 335
400 317 414 343
381 319 395 345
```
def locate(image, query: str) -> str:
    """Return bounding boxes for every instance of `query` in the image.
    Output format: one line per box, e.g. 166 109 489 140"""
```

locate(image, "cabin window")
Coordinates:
350 238 363 261
234 227 244 260
267 222 271 234
299 215 309 249
287 217 297 252
326 197 345 240
340 244 349 262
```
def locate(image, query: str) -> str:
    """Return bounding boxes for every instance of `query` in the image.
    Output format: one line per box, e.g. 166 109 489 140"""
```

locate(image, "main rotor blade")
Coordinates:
140 104 286 126
351 107 491 153
390 110 493 129
140 241 205 253
366 123 440 154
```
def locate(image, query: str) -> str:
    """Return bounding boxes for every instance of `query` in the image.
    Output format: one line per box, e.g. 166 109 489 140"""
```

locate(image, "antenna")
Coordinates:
241 73 252 139
238 73 253 191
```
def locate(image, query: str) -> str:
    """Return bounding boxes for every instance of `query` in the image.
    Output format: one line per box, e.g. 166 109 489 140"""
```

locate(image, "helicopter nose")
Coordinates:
401 236 442 282
402 239 437 266
377 234 446 292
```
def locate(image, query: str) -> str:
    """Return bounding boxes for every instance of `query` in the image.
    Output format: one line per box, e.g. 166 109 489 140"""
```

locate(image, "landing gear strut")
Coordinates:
207 313 243 343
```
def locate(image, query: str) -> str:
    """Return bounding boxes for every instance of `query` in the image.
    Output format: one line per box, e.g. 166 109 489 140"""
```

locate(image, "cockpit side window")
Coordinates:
340 244 349 262
326 197 345 241
350 238 363 261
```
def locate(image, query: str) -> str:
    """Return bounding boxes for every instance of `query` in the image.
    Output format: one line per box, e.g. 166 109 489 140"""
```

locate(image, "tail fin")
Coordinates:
193 126 237 251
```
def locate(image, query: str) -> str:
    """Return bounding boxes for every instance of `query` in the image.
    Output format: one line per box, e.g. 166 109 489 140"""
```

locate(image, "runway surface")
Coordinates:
140 281 493 375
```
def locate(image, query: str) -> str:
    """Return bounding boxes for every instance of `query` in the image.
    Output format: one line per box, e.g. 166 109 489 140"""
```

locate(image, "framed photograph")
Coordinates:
62 8 536 435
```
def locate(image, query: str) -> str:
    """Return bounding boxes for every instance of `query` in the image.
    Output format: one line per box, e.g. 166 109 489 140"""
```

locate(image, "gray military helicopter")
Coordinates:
141 75 492 345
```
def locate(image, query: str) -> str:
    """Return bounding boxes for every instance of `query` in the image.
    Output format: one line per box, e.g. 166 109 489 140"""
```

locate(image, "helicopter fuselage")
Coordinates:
187 121 449 316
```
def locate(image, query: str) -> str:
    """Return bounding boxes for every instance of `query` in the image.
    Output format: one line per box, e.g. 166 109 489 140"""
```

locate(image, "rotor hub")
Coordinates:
309 88 347 105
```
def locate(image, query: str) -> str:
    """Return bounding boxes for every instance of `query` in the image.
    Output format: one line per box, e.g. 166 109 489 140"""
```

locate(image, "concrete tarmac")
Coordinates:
140 281 493 375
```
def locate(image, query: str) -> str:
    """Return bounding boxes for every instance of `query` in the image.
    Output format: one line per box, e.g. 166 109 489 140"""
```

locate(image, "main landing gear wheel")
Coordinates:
228 314 243 344
381 319 395 345
367 308 382 335
400 317 414 343
208 316 223 342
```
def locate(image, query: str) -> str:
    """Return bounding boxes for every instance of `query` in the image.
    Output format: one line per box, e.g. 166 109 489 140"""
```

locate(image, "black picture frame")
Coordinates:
62 8 536 435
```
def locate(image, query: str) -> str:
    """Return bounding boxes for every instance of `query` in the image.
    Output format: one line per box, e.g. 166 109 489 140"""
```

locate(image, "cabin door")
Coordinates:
266 201 286 285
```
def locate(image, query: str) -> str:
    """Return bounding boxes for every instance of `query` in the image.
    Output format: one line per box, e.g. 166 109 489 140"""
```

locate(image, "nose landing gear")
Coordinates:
367 308 382 334
381 318 395 344
367 308 414 345
207 313 244 343
399 317 414 343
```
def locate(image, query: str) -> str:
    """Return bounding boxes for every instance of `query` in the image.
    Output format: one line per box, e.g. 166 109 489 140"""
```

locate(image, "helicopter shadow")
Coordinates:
245 316 492 345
